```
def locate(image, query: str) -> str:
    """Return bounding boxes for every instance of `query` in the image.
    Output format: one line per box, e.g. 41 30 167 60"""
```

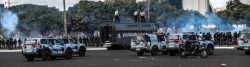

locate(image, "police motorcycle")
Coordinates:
179 35 208 58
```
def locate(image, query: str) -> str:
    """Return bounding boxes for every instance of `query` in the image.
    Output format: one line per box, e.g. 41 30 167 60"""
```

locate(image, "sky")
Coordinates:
0 0 230 11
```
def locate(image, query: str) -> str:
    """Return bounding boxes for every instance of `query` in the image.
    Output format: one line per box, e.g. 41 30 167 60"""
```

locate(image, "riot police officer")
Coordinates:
14 39 17 49
18 38 22 48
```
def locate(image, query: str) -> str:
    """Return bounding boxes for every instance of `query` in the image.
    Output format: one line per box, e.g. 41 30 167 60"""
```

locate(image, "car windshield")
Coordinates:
182 35 189 40
25 39 37 45
240 33 250 39
134 36 145 41
168 35 179 40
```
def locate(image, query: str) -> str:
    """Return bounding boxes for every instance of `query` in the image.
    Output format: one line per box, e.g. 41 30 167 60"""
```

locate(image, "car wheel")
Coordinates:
162 51 168 55
79 47 86 57
151 46 158 56
169 51 177 56
42 50 51 61
208 46 214 55
65 49 73 59
180 50 187 58
200 50 208 58
25 55 35 61
245 51 250 55
137 52 144 56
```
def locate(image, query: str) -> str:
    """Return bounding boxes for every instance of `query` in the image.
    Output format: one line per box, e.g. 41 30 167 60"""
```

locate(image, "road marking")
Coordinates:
0 48 108 52
214 47 234 49
138 57 146 58
221 63 226 66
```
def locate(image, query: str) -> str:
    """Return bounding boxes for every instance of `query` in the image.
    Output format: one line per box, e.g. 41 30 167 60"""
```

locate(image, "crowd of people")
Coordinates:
0 38 22 50
74 36 102 47
198 31 241 46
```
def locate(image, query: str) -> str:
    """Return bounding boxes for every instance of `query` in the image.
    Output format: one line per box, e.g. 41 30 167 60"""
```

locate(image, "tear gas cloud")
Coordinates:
0 10 18 38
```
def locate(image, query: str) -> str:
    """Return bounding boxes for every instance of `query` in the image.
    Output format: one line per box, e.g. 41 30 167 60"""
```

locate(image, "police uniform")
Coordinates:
115 10 120 23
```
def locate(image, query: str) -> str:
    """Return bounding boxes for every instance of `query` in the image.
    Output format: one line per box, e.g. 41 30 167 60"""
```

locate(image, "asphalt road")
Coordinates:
0 49 249 67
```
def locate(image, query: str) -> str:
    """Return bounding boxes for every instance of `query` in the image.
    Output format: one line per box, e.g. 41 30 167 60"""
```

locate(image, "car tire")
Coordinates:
79 47 86 57
137 52 144 56
200 50 208 58
207 46 214 55
151 46 158 56
162 52 168 55
65 49 73 59
25 55 35 61
245 51 250 55
169 51 177 56
42 50 51 61
180 50 187 58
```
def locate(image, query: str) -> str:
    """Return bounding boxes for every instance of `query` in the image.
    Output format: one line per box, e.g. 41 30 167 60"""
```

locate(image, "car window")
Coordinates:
70 39 77 44
197 36 204 41
63 39 69 44
182 35 189 40
240 33 250 39
55 39 62 45
157 35 165 41
188 35 196 40
48 39 54 46
134 36 145 41
25 39 37 45
168 35 179 40
40 39 48 44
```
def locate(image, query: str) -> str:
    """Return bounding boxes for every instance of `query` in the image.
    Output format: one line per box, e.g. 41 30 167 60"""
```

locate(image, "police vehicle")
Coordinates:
55 37 86 56
237 31 250 55
179 34 209 58
130 33 167 56
165 34 183 56
181 32 214 55
22 37 74 61
100 22 158 50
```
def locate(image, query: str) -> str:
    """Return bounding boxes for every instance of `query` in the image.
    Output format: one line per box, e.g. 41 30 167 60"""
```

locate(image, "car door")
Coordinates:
69 38 78 52
50 39 64 55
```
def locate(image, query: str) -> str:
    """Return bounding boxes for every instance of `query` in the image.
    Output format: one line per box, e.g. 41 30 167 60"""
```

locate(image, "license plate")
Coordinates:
168 43 175 45
26 49 32 52
26 46 32 49
136 48 140 51
244 47 249 50
73 49 77 52
169 45 175 47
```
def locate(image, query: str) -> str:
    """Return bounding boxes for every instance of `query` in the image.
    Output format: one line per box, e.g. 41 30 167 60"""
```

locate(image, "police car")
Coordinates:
22 37 74 61
55 37 86 56
130 33 167 56
165 34 183 56
237 31 250 55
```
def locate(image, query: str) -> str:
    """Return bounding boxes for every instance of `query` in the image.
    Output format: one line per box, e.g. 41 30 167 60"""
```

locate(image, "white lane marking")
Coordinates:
138 57 146 58
0 48 108 52
221 64 226 66
214 47 234 49
128 60 143 61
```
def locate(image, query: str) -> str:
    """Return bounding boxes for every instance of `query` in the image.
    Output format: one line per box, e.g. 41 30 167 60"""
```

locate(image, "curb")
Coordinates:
0 48 107 52
214 47 235 49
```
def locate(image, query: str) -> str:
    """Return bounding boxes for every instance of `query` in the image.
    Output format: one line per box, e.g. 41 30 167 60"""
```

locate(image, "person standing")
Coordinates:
140 11 145 23
115 9 120 23
18 38 22 48
14 39 17 49
134 10 138 22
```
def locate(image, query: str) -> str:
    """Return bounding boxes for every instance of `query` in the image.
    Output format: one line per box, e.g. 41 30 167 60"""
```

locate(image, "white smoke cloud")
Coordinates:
0 11 18 38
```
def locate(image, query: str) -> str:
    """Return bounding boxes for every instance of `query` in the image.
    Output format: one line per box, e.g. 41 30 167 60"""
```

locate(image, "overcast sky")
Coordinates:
0 0 230 11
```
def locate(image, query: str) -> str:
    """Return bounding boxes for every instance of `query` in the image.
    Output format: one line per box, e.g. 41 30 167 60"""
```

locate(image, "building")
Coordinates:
240 0 250 5
136 0 146 2
182 0 214 15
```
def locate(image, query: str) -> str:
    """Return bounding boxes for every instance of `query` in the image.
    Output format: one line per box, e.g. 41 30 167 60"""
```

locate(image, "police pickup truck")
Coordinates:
22 38 74 61
237 31 250 55
130 33 168 56
55 37 86 56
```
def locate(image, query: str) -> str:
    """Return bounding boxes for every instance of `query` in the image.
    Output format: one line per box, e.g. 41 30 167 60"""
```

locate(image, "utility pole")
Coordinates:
63 0 67 36
147 0 150 23
5 0 17 9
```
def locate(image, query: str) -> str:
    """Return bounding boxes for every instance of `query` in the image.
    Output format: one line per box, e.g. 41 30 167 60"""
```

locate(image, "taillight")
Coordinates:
145 42 147 47
22 44 26 47
165 40 169 43
33 44 41 47
175 40 183 42
237 41 239 44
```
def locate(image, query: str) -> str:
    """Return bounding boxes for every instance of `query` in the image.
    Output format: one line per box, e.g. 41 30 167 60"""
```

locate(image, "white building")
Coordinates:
182 0 214 15
240 0 250 5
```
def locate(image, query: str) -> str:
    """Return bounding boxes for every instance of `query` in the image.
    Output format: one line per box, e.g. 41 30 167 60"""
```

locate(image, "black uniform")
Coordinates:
14 39 17 49
18 38 22 48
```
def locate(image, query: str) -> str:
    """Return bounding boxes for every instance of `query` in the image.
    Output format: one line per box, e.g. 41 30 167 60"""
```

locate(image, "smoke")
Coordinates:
0 10 18 38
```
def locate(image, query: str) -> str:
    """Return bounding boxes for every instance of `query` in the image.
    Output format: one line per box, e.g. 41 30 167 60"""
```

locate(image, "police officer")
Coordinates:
134 10 139 22
115 9 120 23
140 11 145 23
18 38 22 48
10 38 13 50
14 39 17 49
233 32 238 45
214 32 218 45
